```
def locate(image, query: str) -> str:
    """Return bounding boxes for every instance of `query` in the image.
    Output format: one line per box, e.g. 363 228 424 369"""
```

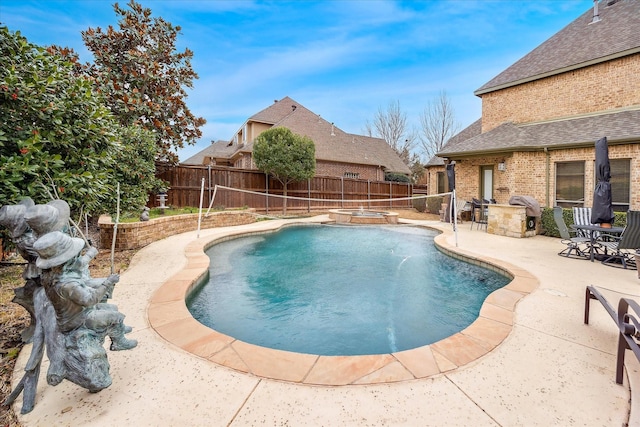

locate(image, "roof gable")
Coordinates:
249 96 300 124
476 0 640 95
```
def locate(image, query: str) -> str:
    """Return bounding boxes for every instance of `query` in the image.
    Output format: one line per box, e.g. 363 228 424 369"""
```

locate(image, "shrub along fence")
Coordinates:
155 163 427 212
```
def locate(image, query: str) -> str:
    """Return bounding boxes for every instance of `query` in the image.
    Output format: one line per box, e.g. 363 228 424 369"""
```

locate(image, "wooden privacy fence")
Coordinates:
155 163 426 212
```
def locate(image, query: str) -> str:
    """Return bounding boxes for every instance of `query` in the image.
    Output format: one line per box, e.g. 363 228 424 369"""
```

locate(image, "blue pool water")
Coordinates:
187 225 510 356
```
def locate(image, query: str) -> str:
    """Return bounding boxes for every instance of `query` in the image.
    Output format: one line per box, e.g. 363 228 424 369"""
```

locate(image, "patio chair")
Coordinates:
573 207 596 239
553 206 589 259
455 200 472 222
596 210 640 269
470 198 489 231
584 285 640 384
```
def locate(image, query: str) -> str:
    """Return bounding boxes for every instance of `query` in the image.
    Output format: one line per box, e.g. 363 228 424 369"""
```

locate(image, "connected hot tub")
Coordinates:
328 209 399 224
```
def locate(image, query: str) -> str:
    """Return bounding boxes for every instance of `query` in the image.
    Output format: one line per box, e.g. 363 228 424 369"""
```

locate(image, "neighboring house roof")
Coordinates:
249 96 300 124
184 97 411 175
475 0 640 95
182 140 236 165
272 103 410 174
438 108 640 157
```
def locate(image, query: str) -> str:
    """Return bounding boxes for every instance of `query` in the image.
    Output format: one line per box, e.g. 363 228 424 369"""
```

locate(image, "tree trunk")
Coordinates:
283 184 288 215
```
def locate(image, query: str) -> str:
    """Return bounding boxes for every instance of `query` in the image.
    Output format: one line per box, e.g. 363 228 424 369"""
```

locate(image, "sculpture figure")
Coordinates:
34 231 136 351
140 206 150 221
0 198 39 342
2 199 136 414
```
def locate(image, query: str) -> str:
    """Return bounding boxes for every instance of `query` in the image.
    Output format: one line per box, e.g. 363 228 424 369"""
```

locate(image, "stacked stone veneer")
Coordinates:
98 211 256 250
487 204 538 238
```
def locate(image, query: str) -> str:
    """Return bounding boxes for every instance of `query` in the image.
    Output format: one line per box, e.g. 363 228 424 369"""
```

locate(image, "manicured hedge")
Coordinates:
540 207 627 238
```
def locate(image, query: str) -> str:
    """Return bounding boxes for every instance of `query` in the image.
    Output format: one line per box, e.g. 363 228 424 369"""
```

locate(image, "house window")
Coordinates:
610 158 630 212
436 172 445 194
555 161 585 207
344 172 359 179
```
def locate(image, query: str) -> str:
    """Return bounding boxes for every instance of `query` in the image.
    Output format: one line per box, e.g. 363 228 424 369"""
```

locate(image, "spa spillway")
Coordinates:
329 209 399 224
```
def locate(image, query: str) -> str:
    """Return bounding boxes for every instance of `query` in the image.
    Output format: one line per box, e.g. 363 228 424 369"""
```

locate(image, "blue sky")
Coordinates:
1 0 594 161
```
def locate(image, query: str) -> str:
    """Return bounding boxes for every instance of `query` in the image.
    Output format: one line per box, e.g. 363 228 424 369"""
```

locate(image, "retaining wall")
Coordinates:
98 210 256 250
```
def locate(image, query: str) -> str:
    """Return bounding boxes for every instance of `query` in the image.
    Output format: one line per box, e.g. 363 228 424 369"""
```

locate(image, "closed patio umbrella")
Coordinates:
591 137 614 226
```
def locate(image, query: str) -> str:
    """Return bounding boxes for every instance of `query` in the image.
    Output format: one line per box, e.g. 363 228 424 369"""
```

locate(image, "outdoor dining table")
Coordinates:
572 223 624 262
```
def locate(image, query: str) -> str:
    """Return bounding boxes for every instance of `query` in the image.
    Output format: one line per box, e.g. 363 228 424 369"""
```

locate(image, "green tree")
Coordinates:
82 0 205 163
253 127 315 214
109 126 165 216
0 27 118 212
0 27 160 217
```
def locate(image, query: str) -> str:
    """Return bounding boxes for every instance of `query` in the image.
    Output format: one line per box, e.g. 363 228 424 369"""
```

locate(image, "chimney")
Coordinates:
591 0 601 24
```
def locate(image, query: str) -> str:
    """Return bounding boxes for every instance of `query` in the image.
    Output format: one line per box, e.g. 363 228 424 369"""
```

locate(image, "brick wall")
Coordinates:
425 166 445 195
99 211 256 250
481 54 640 132
315 161 383 181
446 143 639 210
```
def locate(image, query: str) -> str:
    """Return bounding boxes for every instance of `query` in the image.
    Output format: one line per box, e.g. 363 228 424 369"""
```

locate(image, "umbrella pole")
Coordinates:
452 189 458 247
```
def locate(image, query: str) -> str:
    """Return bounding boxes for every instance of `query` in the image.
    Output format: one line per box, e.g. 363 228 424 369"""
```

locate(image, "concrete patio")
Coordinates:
10 215 640 426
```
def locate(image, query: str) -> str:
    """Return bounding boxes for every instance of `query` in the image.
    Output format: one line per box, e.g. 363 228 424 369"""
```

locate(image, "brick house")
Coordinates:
431 0 640 212
183 96 411 181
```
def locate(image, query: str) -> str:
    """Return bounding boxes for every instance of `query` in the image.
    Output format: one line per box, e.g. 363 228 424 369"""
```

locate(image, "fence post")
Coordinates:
341 177 344 208
265 173 269 214
367 180 371 210
308 179 311 213
208 164 212 206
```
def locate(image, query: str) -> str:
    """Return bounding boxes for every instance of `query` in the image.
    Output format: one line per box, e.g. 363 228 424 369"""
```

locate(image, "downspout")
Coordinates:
544 147 550 207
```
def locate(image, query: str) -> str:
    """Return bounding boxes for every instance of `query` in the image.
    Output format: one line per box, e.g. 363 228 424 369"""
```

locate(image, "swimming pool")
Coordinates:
187 225 510 356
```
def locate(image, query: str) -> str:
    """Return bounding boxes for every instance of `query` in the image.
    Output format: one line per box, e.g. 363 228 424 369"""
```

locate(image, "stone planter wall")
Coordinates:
99 210 256 250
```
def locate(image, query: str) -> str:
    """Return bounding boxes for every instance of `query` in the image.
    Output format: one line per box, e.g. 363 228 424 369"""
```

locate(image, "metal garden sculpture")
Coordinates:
1 199 136 414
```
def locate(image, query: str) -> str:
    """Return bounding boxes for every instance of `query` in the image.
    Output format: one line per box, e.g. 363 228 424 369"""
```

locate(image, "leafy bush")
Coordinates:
412 196 426 212
384 172 410 183
0 27 161 217
426 196 443 214
540 207 627 237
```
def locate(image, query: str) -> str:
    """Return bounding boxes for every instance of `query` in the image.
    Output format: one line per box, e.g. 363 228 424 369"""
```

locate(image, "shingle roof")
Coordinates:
183 97 411 174
268 99 410 174
438 108 640 157
181 140 236 165
475 0 640 95
425 120 482 167
424 156 445 167
249 96 300 124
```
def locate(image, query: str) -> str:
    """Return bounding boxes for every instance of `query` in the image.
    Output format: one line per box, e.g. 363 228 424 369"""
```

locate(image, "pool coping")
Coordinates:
147 219 539 386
